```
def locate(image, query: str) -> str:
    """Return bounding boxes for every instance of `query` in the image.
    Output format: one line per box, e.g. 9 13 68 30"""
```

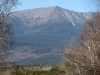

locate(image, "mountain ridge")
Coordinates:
9 6 91 35
4 6 92 64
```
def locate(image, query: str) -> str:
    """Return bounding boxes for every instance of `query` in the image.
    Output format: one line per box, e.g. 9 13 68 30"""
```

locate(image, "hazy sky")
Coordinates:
15 0 98 12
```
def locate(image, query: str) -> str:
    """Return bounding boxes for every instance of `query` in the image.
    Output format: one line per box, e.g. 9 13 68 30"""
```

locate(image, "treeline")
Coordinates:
0 65 65 75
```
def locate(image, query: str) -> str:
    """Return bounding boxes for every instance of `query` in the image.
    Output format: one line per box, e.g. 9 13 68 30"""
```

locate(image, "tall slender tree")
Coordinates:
0 0 18 71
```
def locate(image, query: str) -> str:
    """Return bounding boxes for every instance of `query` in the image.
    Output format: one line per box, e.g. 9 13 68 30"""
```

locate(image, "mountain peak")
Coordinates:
49 6 64 13
53 6 60 8
51 6 63 10
11 6 90 28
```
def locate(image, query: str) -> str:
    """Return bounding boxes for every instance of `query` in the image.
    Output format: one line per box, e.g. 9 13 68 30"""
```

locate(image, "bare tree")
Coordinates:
0 0 18 50
0 0 18 72
79 12 100 75
64 12 100 75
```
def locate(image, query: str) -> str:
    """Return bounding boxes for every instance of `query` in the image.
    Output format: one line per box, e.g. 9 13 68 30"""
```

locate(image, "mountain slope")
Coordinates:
4 6 91 64
9 6 90 34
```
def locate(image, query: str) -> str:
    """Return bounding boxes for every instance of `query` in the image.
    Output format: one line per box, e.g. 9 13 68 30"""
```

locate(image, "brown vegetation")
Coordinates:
64 12 100 75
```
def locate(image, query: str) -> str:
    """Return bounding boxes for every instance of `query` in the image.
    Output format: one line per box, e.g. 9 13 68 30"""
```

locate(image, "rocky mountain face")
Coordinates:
9 6 90 35
3 6 91 64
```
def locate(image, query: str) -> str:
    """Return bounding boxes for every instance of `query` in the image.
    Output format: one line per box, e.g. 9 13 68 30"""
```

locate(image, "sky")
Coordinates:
15 0 98 12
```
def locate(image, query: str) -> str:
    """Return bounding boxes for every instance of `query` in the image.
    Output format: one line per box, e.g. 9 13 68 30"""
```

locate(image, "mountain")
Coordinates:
3 6 91 64
9 6 90 32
